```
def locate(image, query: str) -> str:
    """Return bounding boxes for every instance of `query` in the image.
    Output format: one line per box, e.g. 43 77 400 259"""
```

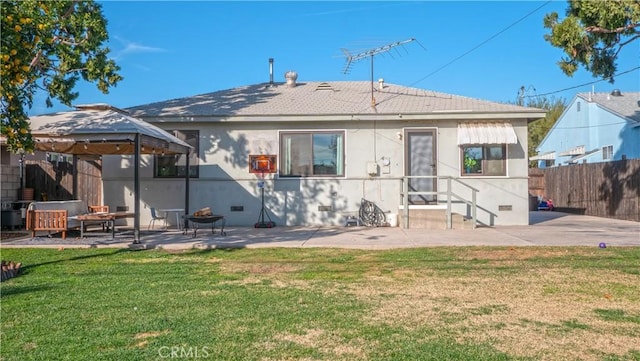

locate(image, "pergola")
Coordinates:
27 104 193 243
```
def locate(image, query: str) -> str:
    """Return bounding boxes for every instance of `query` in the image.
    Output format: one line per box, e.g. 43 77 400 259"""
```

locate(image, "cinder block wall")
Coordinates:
1 165 20 201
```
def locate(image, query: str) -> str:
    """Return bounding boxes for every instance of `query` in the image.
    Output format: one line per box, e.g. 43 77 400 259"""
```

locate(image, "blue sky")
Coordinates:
32 1 639 115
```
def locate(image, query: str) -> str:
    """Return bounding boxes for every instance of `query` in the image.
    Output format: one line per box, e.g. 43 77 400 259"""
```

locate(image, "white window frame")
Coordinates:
279 130 346 177
602 145 613 160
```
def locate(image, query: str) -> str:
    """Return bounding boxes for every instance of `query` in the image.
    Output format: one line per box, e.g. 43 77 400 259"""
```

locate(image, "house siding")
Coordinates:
102 117 531 227
536 92 640 167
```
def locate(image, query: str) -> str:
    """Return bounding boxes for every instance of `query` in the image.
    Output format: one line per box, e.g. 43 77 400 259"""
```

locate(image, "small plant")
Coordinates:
464 156 477 169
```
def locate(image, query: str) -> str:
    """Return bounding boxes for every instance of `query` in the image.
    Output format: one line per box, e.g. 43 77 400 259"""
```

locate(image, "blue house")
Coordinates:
532 90 640 167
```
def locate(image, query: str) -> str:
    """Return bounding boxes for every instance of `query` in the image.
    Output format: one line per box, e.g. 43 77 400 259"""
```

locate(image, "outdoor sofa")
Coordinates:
26 200 105 239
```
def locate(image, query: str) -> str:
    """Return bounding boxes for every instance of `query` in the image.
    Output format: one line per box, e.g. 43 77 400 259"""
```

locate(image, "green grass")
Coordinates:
1 246 640 361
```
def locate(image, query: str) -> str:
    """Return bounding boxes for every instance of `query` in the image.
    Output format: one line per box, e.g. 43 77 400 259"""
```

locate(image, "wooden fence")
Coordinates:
529 159 640 222
25 157 102 206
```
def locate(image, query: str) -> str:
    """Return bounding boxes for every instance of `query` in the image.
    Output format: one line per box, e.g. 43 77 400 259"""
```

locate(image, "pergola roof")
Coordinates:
29 104 191 155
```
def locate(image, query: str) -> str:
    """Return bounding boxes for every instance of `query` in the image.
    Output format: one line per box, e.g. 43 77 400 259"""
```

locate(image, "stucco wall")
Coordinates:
102 118 530 227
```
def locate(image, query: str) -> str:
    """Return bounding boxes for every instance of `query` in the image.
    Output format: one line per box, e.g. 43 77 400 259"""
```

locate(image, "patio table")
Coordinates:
75 212 135 239
158 208 185 230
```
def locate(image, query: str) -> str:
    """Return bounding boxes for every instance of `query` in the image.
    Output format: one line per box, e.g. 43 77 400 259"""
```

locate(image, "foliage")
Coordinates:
543 0 640 81
463 152 477 169
513 90 567 167
0 0 122 153
526 96 567 167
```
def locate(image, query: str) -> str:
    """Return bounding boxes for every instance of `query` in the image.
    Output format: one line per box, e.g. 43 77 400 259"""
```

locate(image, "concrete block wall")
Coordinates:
1 165 20 201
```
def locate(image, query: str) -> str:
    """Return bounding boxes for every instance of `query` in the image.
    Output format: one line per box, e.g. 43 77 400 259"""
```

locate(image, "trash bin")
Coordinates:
529 195 538 211
387 213 398 227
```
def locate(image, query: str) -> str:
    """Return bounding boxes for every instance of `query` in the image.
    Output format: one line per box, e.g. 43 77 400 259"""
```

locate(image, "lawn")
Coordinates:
1 247 639 361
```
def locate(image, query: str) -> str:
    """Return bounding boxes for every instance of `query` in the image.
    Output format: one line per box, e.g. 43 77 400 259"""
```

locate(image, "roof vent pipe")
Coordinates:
284 71 298 88
378 78 384 91
611 89 622 96
268 58 274 86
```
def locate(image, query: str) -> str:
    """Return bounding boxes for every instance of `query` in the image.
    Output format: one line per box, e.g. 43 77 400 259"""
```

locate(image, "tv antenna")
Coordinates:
341 38 423 107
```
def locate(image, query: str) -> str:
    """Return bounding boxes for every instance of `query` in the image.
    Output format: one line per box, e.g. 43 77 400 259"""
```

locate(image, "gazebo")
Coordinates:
27 104 193 243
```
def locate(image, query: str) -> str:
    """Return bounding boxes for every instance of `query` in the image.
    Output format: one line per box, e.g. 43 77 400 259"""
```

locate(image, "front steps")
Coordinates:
398 208 474 229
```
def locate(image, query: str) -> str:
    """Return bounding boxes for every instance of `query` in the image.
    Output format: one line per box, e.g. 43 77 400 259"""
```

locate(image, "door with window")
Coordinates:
405 130 437 204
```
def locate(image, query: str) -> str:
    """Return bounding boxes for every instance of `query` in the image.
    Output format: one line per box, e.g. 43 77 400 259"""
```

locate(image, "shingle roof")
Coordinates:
127 81 543 118
577 91 640 123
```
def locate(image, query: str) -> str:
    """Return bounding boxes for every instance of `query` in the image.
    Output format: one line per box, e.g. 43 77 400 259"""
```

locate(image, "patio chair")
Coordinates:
148 207 167 230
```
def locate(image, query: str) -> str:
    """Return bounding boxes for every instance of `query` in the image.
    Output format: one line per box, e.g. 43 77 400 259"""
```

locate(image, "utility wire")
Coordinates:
524 66 640 98
409 1 553 88
361 0 554 113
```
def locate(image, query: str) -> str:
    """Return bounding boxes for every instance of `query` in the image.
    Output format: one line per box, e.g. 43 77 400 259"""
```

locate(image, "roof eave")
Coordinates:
137 111 547 123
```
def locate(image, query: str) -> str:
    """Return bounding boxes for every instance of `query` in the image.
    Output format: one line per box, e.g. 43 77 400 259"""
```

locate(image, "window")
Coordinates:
602 145 613 160
461 145 506 176
154 130 199 178
280 131 344 177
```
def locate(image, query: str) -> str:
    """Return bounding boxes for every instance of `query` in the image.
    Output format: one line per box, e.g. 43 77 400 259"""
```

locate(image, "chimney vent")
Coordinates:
284 71 298 88
268 58 274 87
378 78 384 91
611 89 622 96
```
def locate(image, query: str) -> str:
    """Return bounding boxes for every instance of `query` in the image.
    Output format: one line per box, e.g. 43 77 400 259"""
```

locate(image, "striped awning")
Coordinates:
530 151 556 161
558 145 585 157
567 148 601 164
457 122 518 145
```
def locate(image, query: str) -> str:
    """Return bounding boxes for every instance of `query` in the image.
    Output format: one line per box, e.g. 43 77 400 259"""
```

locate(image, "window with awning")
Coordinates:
457 122 518 145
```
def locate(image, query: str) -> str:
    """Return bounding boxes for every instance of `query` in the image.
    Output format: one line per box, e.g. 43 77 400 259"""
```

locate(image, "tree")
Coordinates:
514 89 567 167
526 96 566 167
543 0 639 82
1 0 122 153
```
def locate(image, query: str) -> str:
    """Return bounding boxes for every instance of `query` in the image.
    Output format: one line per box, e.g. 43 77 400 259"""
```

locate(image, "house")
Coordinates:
532 90 640 167
100 74 545 228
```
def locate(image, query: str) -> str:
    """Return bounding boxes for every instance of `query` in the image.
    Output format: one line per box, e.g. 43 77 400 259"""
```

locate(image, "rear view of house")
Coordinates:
109 73 544 228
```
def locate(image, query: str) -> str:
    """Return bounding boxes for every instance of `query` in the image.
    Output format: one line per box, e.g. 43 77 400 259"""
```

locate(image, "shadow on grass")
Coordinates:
0 284 54 298
18 248 132 275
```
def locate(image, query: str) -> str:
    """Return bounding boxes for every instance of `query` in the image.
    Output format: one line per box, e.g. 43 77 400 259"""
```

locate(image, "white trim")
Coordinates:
530 151 556 161
558 145 585 157
567 148 601 163
277 129 347 178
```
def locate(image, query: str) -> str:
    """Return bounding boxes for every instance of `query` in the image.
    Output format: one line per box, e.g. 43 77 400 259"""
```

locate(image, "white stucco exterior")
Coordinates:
102 111 537 228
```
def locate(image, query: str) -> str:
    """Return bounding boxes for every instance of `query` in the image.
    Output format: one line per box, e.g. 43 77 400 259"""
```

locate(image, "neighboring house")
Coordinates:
103 75 544 228
532 90 640 167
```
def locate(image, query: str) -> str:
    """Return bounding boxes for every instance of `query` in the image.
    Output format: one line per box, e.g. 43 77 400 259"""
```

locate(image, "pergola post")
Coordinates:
133 133 141 243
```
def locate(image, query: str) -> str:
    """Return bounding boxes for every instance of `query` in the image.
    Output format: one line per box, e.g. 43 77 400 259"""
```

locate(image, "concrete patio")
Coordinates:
1 212 638 250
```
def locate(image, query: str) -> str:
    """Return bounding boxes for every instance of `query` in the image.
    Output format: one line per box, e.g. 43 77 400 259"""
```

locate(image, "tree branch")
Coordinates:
584 23 639 34
613 34 640 58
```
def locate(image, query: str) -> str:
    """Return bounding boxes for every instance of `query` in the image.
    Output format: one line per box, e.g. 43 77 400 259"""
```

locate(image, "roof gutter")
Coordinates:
139 111 546 123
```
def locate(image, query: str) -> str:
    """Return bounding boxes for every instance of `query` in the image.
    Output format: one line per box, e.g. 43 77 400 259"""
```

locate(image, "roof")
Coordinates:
576 91 640 123
127 81 545 119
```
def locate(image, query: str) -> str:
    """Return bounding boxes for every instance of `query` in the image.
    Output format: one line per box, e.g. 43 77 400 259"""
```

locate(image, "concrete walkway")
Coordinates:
2 212 638 250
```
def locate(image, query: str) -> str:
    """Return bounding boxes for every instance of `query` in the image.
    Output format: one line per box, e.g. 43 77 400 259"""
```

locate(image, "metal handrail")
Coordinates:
400 176 478 229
